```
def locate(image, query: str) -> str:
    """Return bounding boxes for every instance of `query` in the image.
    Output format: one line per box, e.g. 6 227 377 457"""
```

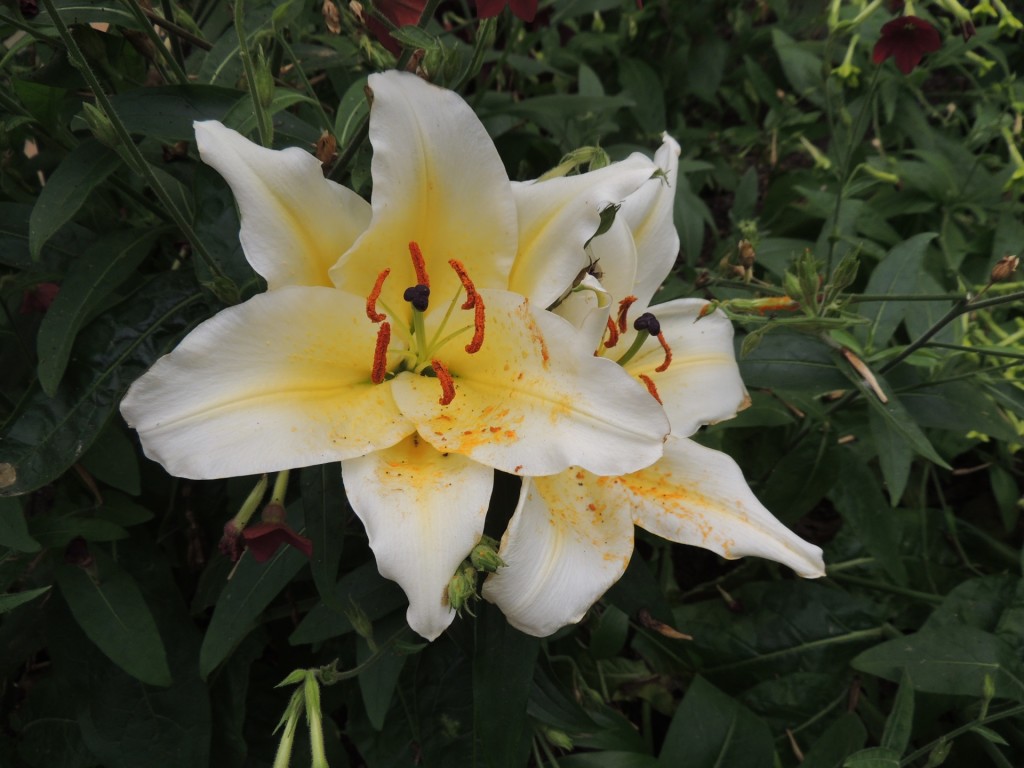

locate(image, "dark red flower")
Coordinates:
367 0 426 55
474 0 537 22
872 16 942 74
19 282 59 314
242 521 313 563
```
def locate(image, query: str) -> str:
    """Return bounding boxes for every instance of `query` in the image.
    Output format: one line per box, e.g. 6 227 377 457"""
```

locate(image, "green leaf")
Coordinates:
289 561 406 645
0 202 96 272
55 548 172 687
901 381 1019 444
0 275 208 497
829 450 908 584
105 85 245 142
0 497 41 552
619 57 665 134
880 670 915 755
28 515 128 548
199 505 308 679
658 676 774 767
301 463 345 602
852 626 1024 702
34 1 144 28
8 674 98 768
738 332 849 392
334 76 370 147
771 29 824 106
560 754 659 768
868 405 913 506
798 713 867 768
37 228 158 396
78 420 141 496
357 629 408 731
857 233 937 348
757 432 840 525
28 140 121 260
842 746 901 768
834 362 950 470
0 586 51 615
474 602 540 768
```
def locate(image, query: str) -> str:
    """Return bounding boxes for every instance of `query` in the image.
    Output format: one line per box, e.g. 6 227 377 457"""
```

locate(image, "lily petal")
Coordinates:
606 436 825 578
622 134 681 309
509 155 659 308
120 287 413 478
330 71 519 319
624 299 747 437
390 289 669 477
343 435 492 640
195 121 370 289
482 475 633 637
553 273 613 351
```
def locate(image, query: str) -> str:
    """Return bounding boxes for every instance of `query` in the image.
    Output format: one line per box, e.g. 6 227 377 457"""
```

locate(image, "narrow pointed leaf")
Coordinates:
0 586 51 615
301 463 345 602
55 549 171 686
28 140 121 260
37 228 159 396
880 670 915 754
0 497 41 552
199 507 308 679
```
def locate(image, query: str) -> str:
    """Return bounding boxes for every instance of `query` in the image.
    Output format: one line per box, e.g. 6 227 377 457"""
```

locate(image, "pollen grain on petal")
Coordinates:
654 331 673 373
521 304 550 368
371 321 391 384
432 357 456 405
366 268 391 322
639 373 662 404
409 241 430 287
617 295 638 334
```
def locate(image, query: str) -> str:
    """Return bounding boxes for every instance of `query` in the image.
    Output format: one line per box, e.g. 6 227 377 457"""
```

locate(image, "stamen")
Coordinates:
638 374 662 404
603 317 620 350
617 295 638 334
448 260 486 353
448 260 478 309
409 241 430 287
432 358 456 405
654 332 673 373
366 268 391 322
371 322 391 384
404 284 431 312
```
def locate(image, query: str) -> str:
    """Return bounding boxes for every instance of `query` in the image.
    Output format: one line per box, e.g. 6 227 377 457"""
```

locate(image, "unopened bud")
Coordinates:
738 239 756 268
446 563 478 615
991 255 1019 283
315 131 337 166
219 520 244 561
540 725 574 751
469 536 505 573
783 271 803 300
82 103 120 149
344 598 374 642
254 45 274 108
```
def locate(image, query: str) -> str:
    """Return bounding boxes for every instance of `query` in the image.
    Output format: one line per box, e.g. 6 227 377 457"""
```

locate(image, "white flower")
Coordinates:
120 71 670 640
483 136 826 636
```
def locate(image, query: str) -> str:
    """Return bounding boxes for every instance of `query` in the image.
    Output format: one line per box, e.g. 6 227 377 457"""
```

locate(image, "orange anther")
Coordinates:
366 268 391 323
638 373 662 404
409 241 430 287
617 295 638 334
603 317 620 349
432 358 456 405
371 322 391 384
448 259 485 353
448 259 478 309
654 331 673 373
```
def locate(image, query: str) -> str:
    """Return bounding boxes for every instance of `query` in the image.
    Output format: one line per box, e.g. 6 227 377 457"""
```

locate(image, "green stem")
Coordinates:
901 704 1024 766
849 293 974 302
271 469 290 506
829 573 943 604
275 32 333 131
235 0 271 146
159 0 188 67
925 342 1024 361
120 0 189 84
39 0 227 284
143 6 212 51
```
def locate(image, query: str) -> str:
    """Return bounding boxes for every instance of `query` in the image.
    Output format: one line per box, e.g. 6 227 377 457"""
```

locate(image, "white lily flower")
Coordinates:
120 71 670 641
483 135 826 637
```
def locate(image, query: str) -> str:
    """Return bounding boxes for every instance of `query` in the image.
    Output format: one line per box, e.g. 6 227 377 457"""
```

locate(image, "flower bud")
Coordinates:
446 563 478 615
738 239 756 268
990 255 1019 283
469 536 505 573
82 103 120 149
253 45 275 109
540 725 574 751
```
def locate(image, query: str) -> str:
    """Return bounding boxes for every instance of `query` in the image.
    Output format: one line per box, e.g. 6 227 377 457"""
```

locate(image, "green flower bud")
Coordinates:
540 725 574 751
446 563 478 615
470 536 505 573
254 45 275 109
82 103 120 149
